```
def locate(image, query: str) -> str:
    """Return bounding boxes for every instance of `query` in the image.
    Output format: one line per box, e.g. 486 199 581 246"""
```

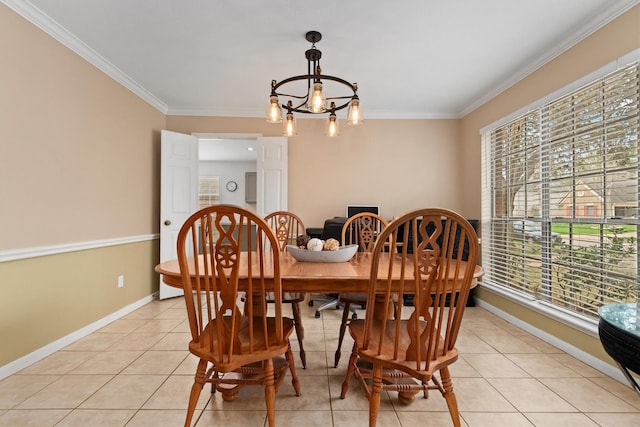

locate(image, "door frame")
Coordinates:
159 132 288 300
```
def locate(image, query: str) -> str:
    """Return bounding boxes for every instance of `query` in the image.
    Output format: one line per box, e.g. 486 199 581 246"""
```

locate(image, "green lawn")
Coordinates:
552 223 637 235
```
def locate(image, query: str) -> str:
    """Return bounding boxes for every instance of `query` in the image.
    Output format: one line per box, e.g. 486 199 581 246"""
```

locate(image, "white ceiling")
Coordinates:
6 0 639 121
198 138 257 162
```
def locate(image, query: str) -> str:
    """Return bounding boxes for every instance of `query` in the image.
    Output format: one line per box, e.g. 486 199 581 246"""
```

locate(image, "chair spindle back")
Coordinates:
176 205 284 368
341 212 388 252
363 208 479 372
264 211 306 252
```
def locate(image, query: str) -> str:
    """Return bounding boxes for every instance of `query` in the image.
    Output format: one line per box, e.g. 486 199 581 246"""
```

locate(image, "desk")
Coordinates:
598 303 640 396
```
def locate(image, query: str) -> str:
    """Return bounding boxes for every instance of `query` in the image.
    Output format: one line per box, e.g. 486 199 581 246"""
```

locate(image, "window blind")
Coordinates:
482 61 639 318
198 176 220 208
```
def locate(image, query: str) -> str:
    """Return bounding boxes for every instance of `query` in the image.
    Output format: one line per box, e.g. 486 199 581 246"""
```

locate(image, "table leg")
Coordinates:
217 382 242 401
617 362 640 397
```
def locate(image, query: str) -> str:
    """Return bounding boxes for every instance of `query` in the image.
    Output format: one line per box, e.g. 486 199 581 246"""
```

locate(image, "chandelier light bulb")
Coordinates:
347 98 362 125
307 82 326 113
325 113 339 137
283 112 297 136
266 96 282 123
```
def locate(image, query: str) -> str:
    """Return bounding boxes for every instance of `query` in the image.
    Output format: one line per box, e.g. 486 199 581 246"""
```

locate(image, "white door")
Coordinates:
159 130 199 299
256 136 288 216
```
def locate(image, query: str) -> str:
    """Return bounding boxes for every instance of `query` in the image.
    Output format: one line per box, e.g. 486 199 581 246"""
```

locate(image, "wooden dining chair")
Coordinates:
264 210 307 368
333 212 389 367
340 208 479 427
177 205 300 427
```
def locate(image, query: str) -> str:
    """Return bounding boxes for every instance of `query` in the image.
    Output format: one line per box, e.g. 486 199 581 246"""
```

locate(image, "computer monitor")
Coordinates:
346 205 379 218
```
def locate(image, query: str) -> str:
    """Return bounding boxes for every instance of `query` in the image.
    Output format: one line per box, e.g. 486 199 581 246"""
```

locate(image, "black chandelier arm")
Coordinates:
288 99 309 112
307 57 315 86
325 95 356 101
275 93 308 100
274 93 354 106
272 73 357 93
285 100 350 114
272 73 358 114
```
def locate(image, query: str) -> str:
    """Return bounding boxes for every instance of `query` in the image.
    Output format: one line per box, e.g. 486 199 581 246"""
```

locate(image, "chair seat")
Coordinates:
266 292 305 302
251 292 305 303
190 317 295 370
265 289 306 368
339 293 367 304
348 319 456 374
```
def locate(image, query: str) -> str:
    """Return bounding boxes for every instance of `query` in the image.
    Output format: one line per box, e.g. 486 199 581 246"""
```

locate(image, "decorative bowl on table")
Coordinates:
286 244 358 263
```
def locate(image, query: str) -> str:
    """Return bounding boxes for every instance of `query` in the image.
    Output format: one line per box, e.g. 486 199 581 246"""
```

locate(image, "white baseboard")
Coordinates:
0 294 156 381
474 298 630 386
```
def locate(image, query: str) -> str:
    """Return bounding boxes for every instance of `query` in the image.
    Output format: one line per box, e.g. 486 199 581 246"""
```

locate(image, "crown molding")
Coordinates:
2 0 169 113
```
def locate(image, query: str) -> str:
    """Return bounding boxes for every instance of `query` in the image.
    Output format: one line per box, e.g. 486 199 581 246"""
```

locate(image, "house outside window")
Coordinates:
481 55 639 321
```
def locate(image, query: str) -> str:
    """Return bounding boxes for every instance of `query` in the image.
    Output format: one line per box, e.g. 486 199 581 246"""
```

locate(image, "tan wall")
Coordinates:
0 4 165 251
460 5 640 368
0 5 164 366
0 241 159 366
166 116 465 227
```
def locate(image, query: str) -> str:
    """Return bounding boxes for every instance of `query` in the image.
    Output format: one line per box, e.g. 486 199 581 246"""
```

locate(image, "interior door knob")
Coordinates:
164 220 171 226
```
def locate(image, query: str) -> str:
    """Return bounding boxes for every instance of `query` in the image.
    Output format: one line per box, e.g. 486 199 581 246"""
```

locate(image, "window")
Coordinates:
199 176 220 208
481 57 639 320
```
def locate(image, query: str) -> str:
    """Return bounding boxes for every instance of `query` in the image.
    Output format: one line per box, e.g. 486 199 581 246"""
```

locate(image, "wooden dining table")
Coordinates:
155 251 483 403
155 251 484 294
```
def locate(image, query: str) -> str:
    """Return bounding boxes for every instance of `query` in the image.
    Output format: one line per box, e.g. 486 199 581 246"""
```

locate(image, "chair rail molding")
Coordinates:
0 234 159 263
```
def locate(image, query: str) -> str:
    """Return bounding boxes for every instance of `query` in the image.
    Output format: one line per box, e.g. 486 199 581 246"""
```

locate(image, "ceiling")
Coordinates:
6 0 640 121
198 137 257 162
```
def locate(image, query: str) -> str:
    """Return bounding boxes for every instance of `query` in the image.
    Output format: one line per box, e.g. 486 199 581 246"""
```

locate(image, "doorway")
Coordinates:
196 133 259 210
159 131 289 299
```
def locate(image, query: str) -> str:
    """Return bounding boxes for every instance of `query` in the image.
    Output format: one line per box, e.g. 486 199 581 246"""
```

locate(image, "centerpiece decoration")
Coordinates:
286 235 357 262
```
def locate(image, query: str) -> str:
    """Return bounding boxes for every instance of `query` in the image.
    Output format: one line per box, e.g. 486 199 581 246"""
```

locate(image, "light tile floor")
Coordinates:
1 296 640 426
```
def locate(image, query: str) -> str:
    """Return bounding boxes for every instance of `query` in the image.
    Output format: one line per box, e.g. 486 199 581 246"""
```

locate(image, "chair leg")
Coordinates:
264 358 276 427
334 302 352 367
440 366 461 427
340 343 358 399
285 345 301 396
348 302 359 319
185 358 207 427
291 301 306 368
369 363 383 427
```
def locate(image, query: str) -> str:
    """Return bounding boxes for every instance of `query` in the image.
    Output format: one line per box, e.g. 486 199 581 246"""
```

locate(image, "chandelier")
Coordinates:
266 31 362 137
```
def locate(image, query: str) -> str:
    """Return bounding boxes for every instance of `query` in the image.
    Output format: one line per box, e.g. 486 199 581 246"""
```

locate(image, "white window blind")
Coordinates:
198 176 220 209
481 61 639 318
